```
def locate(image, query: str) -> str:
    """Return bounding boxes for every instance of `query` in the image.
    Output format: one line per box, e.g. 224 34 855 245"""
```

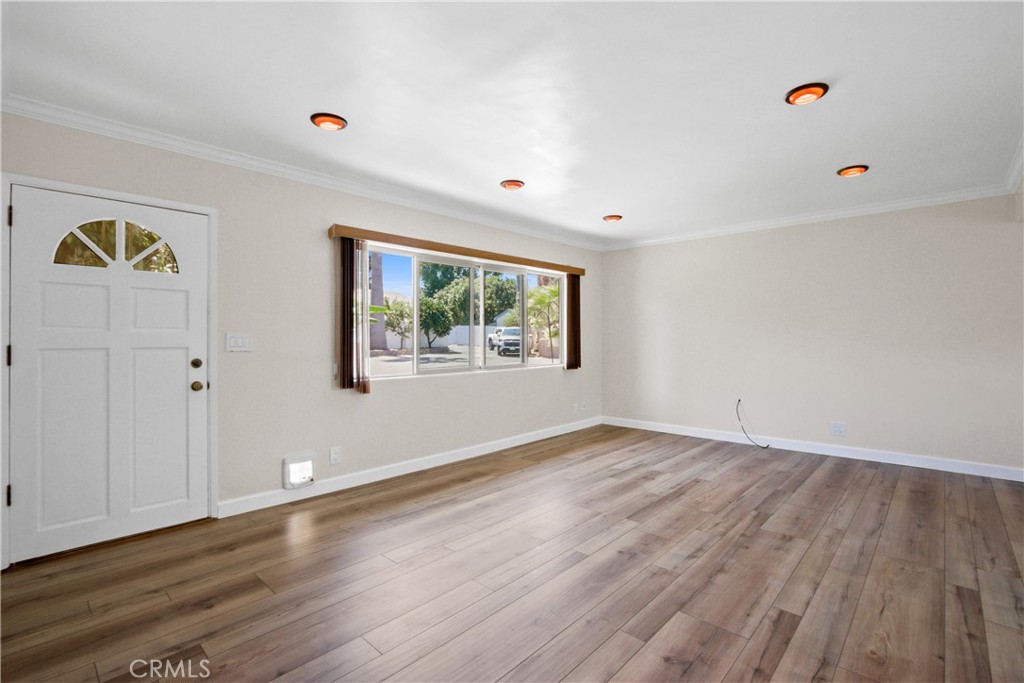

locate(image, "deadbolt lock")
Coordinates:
191 358 203 368
191 381 204 392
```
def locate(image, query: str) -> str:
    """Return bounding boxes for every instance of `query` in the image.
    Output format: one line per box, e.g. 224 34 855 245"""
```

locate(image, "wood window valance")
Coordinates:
329 224 585 276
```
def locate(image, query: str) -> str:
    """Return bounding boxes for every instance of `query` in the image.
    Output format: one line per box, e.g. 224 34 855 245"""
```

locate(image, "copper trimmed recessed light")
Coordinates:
603 214 623 222
837 165 869 177
500 179 525 191
785 82 829 106
310 113 348 131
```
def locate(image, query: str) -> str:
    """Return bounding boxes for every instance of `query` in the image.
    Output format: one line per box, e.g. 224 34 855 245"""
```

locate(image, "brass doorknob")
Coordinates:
191 358 203 368
191 381 204 392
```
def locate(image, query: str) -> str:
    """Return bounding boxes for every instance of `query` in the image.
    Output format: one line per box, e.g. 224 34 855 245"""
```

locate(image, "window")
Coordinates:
331 225 583 391
367 252 414 377
364 248 560 377
483 269 522 367
54 219 179 273
418 260 473 372
527 274 561 365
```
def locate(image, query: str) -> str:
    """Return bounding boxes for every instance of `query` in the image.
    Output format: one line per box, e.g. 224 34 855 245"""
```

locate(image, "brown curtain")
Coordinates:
337 237 370 393
565 273 581 370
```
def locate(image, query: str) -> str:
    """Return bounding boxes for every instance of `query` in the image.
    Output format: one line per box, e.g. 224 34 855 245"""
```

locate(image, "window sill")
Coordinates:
367 362 566 382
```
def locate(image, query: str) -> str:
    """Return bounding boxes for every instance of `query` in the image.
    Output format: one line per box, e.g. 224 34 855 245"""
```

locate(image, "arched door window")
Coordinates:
53 219 178 273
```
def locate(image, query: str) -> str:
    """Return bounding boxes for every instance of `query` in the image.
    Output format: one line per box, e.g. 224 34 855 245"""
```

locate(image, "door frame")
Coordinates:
1 174 220 569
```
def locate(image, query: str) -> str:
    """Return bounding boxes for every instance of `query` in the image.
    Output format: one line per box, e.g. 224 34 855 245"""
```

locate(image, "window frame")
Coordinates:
363 243 565 378
332 224 583 391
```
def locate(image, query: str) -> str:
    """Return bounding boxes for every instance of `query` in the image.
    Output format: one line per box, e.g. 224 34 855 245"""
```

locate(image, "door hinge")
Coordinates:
6 485 10 507
5 345 10 367
7 204 11 227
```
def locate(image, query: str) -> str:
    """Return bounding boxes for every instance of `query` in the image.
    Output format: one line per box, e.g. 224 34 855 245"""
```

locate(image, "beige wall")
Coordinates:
603 194 1023 469
3 112 1020 504
2 114 604 502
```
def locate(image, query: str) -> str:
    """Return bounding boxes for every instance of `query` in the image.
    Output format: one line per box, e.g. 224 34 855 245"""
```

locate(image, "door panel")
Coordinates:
131 347 190 509
133 288 189 330
40 348 110 527
42 282 110 328
9 184 209 561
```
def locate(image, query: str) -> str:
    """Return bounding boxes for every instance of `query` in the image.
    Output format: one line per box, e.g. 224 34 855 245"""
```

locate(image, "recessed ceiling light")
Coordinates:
603 215 623 222
785 82 829 106
837 165 869 177
500 179 525 191
310 113 348 131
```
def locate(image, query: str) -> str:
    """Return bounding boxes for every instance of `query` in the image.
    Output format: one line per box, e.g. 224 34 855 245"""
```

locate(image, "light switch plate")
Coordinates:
225 332 254 352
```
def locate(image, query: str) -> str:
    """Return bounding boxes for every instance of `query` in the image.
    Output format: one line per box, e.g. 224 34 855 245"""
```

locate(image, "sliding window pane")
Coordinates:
527 274 561 365
483 270 522 366
419 261 471 372
368 251 414 377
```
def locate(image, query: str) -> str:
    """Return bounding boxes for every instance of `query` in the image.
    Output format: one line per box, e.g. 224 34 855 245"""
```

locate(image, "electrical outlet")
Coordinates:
580 400 588 412
829 421 847 437
330 446 342 465
572 402 580 414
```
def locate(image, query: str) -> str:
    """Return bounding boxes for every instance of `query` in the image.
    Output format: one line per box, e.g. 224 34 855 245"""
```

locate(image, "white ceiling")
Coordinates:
3 2 1022 250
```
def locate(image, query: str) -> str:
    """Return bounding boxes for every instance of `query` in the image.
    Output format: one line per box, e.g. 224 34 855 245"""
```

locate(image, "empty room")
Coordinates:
1 2 1022 682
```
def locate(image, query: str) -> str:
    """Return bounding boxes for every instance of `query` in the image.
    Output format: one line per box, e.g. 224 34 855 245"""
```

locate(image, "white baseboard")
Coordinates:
216 417 603 517
218 413 1021 519
602 416 1024 482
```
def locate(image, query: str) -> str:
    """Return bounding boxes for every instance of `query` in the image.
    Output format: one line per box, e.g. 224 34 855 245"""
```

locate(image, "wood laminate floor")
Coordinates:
2 426 1022 682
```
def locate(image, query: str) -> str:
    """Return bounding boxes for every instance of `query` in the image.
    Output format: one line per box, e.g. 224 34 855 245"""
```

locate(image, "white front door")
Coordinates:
8 184 209 562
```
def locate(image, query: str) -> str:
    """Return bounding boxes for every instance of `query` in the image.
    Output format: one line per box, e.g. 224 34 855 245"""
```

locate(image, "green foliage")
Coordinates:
383 298 413 349
367 303 387 326
414 267 556 352
419 263 469 298
485 275 518 325
435 277 471 326
528 282 560 354
432 273 519 326
137 245 179 273
418 296 454 348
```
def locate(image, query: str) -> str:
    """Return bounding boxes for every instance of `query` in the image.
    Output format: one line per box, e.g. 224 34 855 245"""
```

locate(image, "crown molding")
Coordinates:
605 180 1020 251
5 95 1019 254
1 96 608 252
